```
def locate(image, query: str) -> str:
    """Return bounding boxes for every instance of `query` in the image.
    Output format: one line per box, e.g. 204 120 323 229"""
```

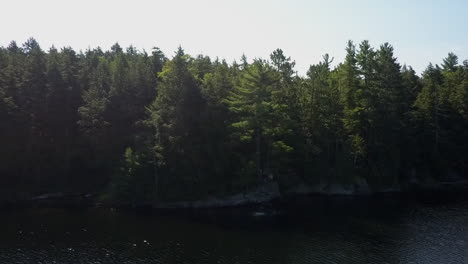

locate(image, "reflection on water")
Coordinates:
0 193 467 263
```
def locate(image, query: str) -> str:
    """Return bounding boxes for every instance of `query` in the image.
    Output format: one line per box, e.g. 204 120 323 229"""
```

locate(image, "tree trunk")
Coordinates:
153 158 158 204
256 127 262 182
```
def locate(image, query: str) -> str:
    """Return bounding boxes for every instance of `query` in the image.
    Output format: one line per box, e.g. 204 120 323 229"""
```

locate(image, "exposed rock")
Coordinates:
31 192 65 200
156 182 281 209
353 177 371 195
377 187 402 193
286 183 327 195
285 178 370 196
327 184 354 195
444 169 463 182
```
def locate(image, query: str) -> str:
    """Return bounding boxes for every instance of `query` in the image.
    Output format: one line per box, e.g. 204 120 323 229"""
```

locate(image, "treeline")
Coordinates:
0 38 467 203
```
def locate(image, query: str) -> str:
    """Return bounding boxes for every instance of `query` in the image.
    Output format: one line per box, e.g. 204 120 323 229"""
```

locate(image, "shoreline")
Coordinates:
2 180 468 210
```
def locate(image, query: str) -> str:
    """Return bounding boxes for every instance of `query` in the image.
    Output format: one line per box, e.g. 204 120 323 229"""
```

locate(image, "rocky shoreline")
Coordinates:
155 179 468 209
2 179 467 210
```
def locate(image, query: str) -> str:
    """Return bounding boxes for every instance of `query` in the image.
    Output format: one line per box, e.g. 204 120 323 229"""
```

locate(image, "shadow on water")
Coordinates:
0 191 467 263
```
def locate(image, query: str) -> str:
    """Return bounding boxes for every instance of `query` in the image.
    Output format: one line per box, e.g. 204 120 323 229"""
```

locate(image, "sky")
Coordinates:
1 0 467 75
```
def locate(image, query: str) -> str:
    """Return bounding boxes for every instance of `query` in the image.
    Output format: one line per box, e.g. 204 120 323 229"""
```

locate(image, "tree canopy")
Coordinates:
0 39 467 203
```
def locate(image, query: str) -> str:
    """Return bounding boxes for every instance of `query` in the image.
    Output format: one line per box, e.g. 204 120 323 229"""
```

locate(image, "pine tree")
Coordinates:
226 59 291 182
146 47 207 199
19 38 48 188
300 54 343 182
442 52 458 72
340 40 366 165
414 64 444 159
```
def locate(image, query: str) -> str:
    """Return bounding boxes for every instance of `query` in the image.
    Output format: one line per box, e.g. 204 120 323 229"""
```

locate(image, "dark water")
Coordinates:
1 193 468 264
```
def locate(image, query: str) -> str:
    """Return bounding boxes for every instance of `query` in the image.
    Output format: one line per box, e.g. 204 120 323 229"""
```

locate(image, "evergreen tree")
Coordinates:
442 52 459 72
147 47 207 200
226 59 291 182
300 54 343 183
19 38 49 189
339 40 366 165
0 38 467 203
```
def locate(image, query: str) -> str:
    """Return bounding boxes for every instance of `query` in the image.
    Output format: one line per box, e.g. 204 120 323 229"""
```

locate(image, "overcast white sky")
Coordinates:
1 0 467 75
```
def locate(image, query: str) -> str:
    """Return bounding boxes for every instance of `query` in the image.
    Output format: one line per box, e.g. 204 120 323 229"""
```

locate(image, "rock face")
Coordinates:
31 192 65 200
327 184 354 195
28 193 96 207
353 177 371 195
156 179 370 209
285 177 371 196
156 177 375 209
155 181 281 209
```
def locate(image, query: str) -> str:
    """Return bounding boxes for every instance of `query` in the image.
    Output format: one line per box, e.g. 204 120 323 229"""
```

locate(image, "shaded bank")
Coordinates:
3 179 468 210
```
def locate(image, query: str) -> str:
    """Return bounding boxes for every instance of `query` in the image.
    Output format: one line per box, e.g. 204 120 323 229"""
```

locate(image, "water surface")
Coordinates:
1 193 467 263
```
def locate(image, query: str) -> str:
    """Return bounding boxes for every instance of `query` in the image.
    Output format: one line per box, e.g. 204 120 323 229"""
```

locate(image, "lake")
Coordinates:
0 192 467 263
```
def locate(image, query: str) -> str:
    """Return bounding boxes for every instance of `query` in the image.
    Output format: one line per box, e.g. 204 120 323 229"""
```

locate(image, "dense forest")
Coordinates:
0 38 467 204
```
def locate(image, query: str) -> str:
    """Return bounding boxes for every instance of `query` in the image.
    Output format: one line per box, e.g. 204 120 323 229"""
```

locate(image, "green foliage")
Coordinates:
0 38 467 203
107 147 155 204
226 59 293 182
